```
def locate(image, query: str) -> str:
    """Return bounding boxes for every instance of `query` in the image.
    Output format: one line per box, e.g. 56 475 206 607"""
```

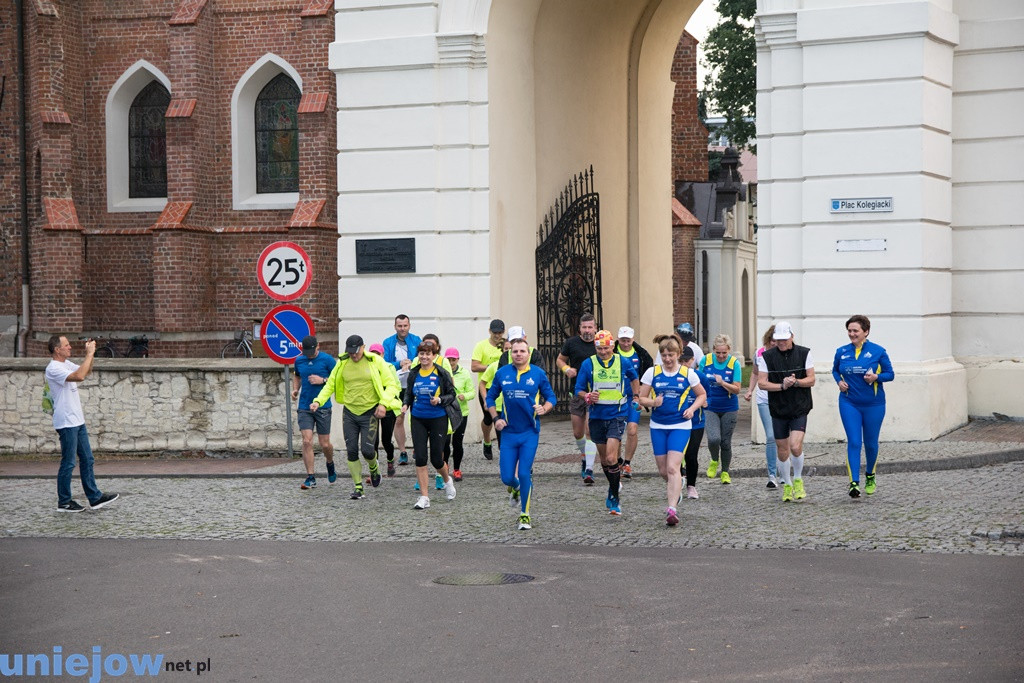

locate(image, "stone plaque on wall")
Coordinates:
355 238 416 274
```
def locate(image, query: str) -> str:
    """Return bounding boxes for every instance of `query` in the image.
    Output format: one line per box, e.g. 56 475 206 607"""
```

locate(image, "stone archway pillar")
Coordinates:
755 0 967 440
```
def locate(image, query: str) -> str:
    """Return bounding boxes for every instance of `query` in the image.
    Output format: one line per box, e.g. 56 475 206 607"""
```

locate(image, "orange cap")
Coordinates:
594 330 615 347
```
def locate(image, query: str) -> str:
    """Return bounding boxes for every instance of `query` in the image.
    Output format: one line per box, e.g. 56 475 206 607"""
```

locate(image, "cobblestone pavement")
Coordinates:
3 461 1022 555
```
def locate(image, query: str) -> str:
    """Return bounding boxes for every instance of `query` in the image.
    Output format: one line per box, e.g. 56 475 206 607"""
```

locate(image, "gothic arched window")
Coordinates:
128 81 170 199
255 73 300 194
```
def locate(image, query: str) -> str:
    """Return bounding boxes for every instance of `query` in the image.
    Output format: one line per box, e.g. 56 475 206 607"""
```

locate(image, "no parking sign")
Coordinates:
260 304 315 364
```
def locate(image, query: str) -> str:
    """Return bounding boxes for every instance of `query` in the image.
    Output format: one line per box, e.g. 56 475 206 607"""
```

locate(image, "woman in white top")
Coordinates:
638 337 706 527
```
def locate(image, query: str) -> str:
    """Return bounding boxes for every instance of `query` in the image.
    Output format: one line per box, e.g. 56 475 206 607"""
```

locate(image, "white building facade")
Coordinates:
756 0 1023 440
329 0 1023 441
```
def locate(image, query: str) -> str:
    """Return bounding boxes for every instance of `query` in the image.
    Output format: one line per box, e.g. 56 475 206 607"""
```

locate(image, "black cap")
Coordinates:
301 335 318 357
680 346 695 361
344 334 364 354
489 319 505 334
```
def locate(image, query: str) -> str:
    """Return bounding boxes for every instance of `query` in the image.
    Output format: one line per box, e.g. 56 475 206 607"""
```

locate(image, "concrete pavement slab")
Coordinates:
2 538 1022 682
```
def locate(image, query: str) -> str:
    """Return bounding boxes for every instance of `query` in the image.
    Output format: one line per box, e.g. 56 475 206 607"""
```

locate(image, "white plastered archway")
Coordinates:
483 0 703 343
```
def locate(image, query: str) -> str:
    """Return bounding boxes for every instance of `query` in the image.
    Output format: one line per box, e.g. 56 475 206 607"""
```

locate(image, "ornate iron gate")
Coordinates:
536 167 602 415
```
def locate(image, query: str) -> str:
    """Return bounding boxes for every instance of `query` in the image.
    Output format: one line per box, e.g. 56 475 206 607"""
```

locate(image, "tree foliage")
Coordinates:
702 0 756 151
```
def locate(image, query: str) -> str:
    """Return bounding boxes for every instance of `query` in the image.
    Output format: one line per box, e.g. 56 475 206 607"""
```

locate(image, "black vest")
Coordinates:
761 344 813 419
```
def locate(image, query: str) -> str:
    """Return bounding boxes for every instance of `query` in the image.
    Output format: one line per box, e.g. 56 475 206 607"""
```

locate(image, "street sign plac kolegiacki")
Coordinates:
261 304 315 364
257 241 312 302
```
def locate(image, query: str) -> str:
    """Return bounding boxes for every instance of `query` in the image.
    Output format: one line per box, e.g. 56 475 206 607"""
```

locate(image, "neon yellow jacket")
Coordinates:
313 353 402 413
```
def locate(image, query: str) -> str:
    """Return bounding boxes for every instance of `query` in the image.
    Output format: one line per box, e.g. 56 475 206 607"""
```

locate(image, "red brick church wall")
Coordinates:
4 0 337 357
670 30 707 330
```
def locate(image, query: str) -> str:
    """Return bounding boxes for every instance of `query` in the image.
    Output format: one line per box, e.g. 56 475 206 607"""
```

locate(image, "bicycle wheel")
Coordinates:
221 341 251 359
126 346 148 358
95 345 116 358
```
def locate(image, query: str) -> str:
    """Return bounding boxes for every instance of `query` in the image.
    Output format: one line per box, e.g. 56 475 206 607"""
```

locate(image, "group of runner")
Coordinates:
290 313 894 530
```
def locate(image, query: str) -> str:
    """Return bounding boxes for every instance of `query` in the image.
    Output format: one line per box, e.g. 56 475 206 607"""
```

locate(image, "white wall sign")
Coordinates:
830 197 893 213
836 239 887 252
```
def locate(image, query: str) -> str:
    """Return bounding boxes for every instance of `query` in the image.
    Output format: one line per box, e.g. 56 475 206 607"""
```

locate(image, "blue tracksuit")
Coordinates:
832 340 894 481
487 363 557 514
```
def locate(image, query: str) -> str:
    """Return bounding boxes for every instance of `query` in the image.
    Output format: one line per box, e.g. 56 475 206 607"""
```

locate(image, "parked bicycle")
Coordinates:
92 338 118 358
90 335 150 358
126 335 149 358
222 328 254 358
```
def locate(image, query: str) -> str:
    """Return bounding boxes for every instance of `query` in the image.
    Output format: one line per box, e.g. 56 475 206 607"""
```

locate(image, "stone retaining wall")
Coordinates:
1 359 296 455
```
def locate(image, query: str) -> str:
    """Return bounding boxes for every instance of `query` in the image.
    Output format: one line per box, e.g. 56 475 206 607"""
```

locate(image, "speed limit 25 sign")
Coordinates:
257 241 311 301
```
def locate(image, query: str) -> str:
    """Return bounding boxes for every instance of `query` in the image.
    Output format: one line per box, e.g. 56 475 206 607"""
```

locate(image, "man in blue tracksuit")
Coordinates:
832 314 894 497
487 339 557 531
382 314 422 465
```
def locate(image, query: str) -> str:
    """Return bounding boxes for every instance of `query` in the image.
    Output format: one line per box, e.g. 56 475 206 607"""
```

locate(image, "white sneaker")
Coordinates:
687 486 699 500
767 475 778 489
414 495 430 510
444 477 457 501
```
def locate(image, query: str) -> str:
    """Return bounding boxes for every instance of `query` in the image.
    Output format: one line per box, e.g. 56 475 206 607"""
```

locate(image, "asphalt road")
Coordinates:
2 537 1023 682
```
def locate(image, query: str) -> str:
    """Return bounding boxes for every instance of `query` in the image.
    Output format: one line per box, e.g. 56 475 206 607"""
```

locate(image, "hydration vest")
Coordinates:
590 354 626 406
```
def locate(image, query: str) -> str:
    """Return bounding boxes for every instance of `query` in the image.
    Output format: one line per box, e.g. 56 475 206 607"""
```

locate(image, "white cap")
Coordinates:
773 321 794 340
617 326 634 339
507 325 526 341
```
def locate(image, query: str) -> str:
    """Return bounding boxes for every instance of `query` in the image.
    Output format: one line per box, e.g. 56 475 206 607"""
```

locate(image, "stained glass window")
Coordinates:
255 73 300 194
128 81 170 199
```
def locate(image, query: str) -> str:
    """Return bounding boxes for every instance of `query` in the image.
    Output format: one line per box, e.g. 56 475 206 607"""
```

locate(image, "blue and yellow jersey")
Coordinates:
687 368 711 429
486 363 557 435
410 365 446 419
699 354 741 413
832 340 894 406
641 365 702 428
617 347 641 399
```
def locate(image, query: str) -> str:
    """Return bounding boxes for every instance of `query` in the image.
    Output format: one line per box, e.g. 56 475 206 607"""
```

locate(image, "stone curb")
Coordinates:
3 447 1022 480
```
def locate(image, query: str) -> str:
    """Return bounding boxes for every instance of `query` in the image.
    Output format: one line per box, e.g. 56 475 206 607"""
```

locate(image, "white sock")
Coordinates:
576 438 587 456
585 440 597 470
792 453 804 480
777 457 792 485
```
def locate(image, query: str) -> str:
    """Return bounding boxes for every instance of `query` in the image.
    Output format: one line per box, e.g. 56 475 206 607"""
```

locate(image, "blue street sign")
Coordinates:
260 304 316 365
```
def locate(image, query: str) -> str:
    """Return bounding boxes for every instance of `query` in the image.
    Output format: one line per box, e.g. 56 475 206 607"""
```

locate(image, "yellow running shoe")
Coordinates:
782 483 793 502
706 460 719 479
720 471 731 485
793 478 806 500
865 474 877 495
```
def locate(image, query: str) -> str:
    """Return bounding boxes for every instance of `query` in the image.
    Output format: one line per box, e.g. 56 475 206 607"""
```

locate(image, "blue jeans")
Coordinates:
757 402 778 477
57 424 102 506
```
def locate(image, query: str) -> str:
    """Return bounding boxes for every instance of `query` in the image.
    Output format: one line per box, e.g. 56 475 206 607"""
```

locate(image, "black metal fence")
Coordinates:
535 166 602 415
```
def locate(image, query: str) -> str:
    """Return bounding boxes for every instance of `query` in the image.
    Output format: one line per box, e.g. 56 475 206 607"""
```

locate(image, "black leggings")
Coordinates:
683 427 704 487
444 418 468 470
411 415 447 470
377 411 396 459
477 393 494 426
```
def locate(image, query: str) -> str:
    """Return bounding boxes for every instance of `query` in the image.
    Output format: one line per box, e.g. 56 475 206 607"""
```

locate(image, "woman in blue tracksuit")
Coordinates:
832 314 895 498
486 339 557 531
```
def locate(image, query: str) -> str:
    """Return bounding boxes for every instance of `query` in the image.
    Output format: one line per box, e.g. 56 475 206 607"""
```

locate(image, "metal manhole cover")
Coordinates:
433 572 535 586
